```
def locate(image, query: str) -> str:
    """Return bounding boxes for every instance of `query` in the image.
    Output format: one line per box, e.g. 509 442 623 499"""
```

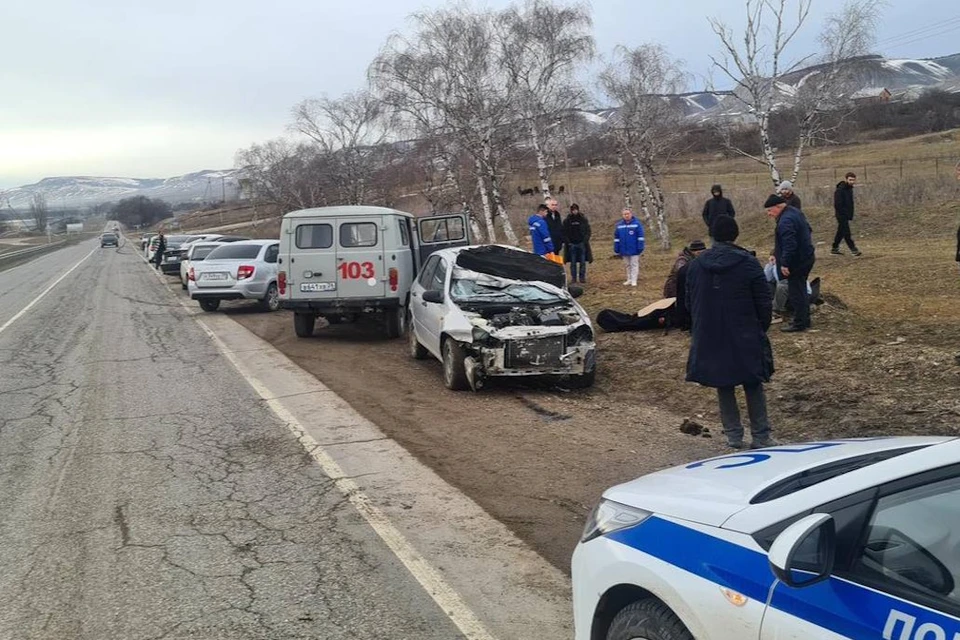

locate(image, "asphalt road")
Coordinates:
0 240 467 639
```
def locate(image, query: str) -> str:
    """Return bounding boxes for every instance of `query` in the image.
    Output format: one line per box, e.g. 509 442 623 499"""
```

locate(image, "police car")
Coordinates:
573 437 960 640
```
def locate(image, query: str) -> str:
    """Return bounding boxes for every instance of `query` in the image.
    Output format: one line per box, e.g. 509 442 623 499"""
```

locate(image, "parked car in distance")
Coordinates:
158 235 203 275
408 245 596 391
100 232 119 248
188 240 281 312
179 241 225 290
278 205 470 339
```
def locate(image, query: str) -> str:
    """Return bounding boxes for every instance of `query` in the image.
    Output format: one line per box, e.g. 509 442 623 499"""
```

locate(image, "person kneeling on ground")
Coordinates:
764 254 819 317
686 215 776 450
665 239 706 330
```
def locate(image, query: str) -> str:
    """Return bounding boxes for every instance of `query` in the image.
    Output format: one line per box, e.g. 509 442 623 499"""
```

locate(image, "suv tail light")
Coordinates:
237 265 255 280
188 267 195 281
388 268 398 292
278 271 287 295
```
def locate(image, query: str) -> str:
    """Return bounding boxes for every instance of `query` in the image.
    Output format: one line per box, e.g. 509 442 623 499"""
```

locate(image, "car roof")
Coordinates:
605 437 954 529
220 239 276 246
283 205 414 220
432 244 527 261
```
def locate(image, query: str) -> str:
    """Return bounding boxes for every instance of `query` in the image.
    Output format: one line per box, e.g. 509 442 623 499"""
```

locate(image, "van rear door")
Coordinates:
336 216 386 299
416 213 471 266
287 220 338 301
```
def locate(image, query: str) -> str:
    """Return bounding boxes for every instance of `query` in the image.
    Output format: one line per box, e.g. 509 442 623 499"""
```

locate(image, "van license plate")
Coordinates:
300 282 336 292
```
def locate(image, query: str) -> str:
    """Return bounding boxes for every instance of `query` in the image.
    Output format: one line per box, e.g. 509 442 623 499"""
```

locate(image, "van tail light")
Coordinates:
278 271 287 295
237 265 255 280
389 267 398 292
188 267 195 281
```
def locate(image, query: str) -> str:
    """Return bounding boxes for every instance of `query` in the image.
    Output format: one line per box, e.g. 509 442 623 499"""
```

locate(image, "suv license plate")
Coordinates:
300 282 336 292
202 272 229 281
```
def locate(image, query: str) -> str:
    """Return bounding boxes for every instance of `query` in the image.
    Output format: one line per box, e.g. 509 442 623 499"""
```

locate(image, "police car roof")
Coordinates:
283 205 414 220
604 437 952 528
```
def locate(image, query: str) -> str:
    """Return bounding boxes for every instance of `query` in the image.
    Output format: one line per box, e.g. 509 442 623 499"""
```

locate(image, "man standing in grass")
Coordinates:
832 172 862 256
766 194 816 333
613 208 644 287
778 180 801 210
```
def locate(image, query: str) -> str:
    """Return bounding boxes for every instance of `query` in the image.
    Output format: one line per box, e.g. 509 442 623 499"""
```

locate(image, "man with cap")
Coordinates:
702 184 735 236
778 180 802 210
685 215 775 449
663 239 706 298
765 193 816 332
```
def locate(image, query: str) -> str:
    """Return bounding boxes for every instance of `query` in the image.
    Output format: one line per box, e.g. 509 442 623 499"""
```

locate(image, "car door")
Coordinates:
760 467 960 640
285 220 338 300
411 255 440 355
419 256 450 355
416 213 470 265
337 217 386 299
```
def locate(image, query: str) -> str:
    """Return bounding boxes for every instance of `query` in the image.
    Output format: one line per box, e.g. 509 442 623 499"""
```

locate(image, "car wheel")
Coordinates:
442 338 469 391
199 299 220 313
566 368 596 389
407 314 428 360
384 306 405 339
606 599 693 640
260 283 280 312
294 312 315 338
181 279 188 291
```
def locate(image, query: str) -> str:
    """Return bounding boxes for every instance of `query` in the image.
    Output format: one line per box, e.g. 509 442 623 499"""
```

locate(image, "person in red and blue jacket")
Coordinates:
613 208 645 286
528 204 555 257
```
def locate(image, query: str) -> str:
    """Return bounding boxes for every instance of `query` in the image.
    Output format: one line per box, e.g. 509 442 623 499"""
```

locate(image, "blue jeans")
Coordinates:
568 243 586 281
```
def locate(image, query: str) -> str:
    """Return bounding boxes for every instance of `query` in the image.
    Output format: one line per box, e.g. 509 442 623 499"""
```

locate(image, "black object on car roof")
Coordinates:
455 245 565 289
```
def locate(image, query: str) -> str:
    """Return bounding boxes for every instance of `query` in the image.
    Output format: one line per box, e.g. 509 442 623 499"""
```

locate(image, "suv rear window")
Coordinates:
296 224 333 249
340 222 378 247
206 244 262 260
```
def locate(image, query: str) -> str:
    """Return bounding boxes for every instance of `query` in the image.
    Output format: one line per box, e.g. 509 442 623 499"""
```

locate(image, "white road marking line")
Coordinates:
194 318 499 640
0 246 97 337
136 248 498 639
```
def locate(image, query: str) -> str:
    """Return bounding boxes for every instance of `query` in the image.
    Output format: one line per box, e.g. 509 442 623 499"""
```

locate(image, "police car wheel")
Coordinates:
607 599 692 640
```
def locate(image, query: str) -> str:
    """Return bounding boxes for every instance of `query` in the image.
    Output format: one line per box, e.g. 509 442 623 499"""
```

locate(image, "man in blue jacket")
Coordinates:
528 204 555 258
765 193 816 332
613 208 645 286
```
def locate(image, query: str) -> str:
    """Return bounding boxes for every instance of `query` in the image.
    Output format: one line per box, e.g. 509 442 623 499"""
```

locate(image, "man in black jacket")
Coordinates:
778 180 801 209
702 184 735 236
686 215 775 449
766 194 816 332
832 172 862 256
562 204 592 283
544 198 565 259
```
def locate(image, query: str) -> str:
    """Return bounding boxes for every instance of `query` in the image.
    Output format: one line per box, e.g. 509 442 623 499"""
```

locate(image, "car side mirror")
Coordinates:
769 514 836 588
422 290 444 304
568 284 584 299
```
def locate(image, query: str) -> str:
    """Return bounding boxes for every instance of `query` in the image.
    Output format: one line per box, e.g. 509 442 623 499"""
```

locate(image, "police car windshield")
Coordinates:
450 278 561 304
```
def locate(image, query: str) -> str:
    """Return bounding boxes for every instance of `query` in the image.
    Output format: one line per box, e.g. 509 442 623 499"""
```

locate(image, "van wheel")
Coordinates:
442 339 469 391
384 306 405 339
259 283 280 312
199 299 220 312
606 599 693 640
294 313 315 338
408 315 428 360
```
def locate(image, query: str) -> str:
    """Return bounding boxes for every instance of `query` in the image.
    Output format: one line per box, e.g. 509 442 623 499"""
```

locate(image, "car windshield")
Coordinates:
450 278 562 304
205 244 262 260
191 245 222 260
102 233 116 239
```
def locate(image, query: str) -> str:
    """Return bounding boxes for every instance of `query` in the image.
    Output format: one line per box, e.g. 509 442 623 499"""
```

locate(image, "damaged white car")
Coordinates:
407 245 597 391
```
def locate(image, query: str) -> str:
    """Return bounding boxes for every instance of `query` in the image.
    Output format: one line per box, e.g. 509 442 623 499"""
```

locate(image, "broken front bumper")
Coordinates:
466 340 596 384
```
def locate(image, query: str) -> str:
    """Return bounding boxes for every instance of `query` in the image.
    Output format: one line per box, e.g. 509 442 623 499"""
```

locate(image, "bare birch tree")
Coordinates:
600 44 686 249
292 90 387 205
29 193 49 232
709 0 813 186
370 7 519 244
235 139 330 212
497 0 594 199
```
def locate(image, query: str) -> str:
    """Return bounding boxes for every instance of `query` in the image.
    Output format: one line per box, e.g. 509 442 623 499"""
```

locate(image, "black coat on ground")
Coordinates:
685 242 773 388
834 181 855 220
702 185 736 230
562 212 593 263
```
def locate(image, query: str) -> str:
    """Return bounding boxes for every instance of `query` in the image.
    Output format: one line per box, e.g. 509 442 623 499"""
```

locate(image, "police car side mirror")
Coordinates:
422 290 444 304
768 513 836 588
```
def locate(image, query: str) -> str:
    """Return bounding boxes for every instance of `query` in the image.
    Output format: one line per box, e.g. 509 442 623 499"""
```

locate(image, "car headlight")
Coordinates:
581 499 652 543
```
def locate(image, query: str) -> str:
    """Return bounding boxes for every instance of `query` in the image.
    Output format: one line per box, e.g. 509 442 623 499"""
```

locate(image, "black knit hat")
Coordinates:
711 215 739 242
763 194 786 208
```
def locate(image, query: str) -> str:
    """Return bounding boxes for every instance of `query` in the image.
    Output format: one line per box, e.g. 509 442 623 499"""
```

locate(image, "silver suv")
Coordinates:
188 240 280 312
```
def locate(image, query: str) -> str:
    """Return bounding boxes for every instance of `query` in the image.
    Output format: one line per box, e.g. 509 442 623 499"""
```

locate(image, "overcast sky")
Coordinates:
1 0 957 187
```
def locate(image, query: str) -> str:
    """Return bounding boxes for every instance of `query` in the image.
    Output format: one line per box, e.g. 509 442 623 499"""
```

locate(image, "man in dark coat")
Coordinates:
544 198 565 258
663 239 706 298
562 203 592 284
686 215 774 449
766 194 816 332
702 184 735 236
153 232 166 270
832 172 861 256
778 180 801 209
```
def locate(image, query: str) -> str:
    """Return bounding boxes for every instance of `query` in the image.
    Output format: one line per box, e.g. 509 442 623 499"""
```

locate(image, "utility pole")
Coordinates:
221 176 226 205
